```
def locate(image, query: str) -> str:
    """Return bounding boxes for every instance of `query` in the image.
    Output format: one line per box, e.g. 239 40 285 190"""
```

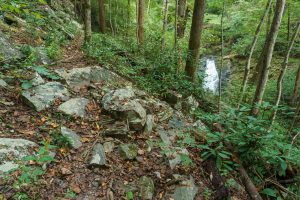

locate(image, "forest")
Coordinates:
0 0 299 199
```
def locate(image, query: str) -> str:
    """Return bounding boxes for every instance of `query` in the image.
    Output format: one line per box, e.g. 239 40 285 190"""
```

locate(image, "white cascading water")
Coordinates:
203 59 219 93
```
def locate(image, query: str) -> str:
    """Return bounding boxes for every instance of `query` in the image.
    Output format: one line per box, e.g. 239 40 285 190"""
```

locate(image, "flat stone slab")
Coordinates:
55 66 132 91
22 82 70 111
61 126 82 149
58 98 89 117
0 79 8 88
0 31 24 62
89 144 106 166
0 138 37 174
173 177 198 200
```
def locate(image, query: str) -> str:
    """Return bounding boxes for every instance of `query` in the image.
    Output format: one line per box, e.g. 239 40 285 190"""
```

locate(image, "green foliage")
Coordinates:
14 142 56 189
126 191 134 200
65 188 77 199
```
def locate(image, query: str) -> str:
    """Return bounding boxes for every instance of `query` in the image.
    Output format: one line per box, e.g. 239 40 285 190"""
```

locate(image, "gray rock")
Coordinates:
165 147 189 169
144 115 155 134
173 177 198 200
55 67 91 91
55 66 132 91
90 66 132 86
61 126 82 149
182 96 199 114
0 79 8 88
89 144 106 166
138 176 155 200
102 121 129 138
0 31 23 62
119 144 138 160
103 142 115 153
58 98 89 117
31 72 45 86
35 47 52 65
164 91 182 106
0 138 37 174
22 82 70 111
102 88 146 131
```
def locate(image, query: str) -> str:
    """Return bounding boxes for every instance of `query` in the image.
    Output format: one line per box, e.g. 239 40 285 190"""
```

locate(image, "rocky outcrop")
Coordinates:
0 138 37 174
22 82 70 111
0 31 23 62
102 88 147 131
55 66 132 91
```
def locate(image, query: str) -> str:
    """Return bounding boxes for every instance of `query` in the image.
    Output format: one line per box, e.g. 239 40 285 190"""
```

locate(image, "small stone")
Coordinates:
119 144 138 160
89 144 106 166
103 142 115 153
0 79 8 88
61 126 82 149
138 176 155 200
138 149 145 155
58 98 89 117
173 177 198 200
31 72 45 86
144 115 155 134
61 167 72 175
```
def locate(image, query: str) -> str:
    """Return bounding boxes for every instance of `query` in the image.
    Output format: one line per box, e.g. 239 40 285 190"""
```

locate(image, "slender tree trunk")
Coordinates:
185 0 205 82
219 1 225 113
137 0 145 47
84 0 92 42
177 0 187 38
174 0 178 49
126 0 131 37
288 101 300 135
237 0 272 109
290 65 300 105
269 22 300 128
161 0 169 49
287 3 290 42
251 0 285 116
109 0 114 35
98 0 106 33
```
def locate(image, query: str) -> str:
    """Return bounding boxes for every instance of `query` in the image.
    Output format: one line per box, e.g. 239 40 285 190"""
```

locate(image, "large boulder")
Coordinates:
0 138 37 174
0 31 23 62
22 82 70 111
55 66 132 91
58 98 89 117
102 88 146 131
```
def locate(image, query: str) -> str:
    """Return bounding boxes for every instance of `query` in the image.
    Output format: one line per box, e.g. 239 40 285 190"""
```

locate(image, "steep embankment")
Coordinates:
0 1 249 199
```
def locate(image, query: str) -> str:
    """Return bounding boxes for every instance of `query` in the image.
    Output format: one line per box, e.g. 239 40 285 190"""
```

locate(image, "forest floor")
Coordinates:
0 36 249 200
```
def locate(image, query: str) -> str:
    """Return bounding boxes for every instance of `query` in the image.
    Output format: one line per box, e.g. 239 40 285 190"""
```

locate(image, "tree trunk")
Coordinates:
98 0 106 33
251 0 285 116
137 0 145 47
177 0 187 38
84 0 92 42
290 65 300 105
174 0 178 49
237 0 272 109
185 0 205 82
269 22 300 128
161 0 169 49
287 3 290 42
219 1 225 113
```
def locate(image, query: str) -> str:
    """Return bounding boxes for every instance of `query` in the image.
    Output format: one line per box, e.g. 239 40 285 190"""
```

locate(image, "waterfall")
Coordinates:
203 59 219 93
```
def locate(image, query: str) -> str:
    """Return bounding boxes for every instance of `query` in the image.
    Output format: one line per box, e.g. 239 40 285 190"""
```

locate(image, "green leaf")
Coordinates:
38 155 54 163
22 155 36 161
126 191 134 200
21 81 32 89
261 188 277 197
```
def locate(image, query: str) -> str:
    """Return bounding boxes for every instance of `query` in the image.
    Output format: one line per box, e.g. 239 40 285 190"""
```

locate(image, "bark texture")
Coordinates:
251 0 285 116
84 0 92 42
185 0 205 82
98 0 106 33
177 0 187 38
238 0 272 109
290 65 300 105
161 0 169 48
137 0 145 47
